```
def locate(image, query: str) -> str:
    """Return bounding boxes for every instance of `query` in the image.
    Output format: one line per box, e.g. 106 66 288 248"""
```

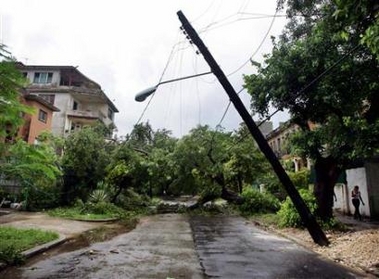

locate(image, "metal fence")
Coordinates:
0 178 22 194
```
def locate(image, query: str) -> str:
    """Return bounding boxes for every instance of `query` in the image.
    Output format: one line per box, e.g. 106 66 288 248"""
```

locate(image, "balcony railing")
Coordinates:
67 110 106 120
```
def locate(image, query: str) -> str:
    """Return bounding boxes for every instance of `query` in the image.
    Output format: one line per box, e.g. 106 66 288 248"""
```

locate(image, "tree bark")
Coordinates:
313 156 341 220
221 187 244 205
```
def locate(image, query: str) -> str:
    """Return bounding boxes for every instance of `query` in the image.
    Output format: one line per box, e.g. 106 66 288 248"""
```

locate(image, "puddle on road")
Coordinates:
0 223 134 279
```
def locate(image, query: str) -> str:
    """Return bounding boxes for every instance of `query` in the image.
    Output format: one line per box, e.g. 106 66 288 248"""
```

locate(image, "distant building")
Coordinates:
266 120 310 171
17 63 118 137
256 120 273 137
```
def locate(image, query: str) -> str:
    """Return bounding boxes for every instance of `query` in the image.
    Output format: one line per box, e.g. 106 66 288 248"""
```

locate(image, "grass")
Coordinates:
0 226 59 265
48 207 120 220
47 205 143 228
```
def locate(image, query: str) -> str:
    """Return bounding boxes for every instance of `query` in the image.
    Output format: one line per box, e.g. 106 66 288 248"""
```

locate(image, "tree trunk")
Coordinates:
237 175 243 194
221 187 244 205
313 156 341 220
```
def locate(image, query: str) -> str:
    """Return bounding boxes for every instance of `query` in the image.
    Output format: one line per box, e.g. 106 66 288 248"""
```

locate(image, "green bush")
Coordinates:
257 173 286 201
88 189 109 204
199 183 222 203
115 188 150 210
288 169 310 190
20 181 63 211
277 188 318 228
83 201 125 216
239 188 280 215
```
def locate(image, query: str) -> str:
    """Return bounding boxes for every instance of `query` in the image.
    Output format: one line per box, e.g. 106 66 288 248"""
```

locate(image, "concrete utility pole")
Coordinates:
177 10 329 246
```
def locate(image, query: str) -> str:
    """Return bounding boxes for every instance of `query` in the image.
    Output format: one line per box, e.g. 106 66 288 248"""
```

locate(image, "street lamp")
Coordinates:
135 71 212 102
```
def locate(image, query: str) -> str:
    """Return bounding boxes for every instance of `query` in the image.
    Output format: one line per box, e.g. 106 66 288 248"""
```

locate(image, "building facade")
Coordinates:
17 64 118 137
265 121 311 171
19 94 60 144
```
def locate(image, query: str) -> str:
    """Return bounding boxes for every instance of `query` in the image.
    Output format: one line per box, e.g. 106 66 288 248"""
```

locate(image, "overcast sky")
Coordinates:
1 0 289 138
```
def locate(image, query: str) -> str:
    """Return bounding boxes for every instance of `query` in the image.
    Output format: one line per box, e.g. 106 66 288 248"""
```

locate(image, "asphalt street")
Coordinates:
1 214 368 279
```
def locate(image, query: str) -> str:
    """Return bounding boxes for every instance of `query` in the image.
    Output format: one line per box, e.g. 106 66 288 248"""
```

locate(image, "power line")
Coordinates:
136 32 182 125
227 9 278 77
229 43 363 149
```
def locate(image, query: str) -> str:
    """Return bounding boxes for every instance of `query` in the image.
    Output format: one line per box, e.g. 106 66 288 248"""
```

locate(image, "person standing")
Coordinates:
351 185 365 220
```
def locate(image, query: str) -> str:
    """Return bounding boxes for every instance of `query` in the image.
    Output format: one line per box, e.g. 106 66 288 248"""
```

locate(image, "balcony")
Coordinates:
66 109 114 126
67 110 106 121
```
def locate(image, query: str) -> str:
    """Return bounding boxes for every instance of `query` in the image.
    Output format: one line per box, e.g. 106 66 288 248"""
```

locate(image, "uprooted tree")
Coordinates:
244 0 379 220
171 125 269 207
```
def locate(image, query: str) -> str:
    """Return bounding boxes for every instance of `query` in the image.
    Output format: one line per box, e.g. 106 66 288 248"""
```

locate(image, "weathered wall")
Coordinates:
346 167 369 217
333 183 350 214
51 93 72 136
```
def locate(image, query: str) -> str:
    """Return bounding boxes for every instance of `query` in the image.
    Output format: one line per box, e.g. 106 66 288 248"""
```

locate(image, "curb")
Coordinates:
0 234 67 271
68 217 119 222
22 234 67 258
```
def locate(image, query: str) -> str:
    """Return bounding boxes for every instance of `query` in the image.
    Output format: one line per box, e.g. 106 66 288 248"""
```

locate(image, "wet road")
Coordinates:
190 216 362 278
1 214 367 279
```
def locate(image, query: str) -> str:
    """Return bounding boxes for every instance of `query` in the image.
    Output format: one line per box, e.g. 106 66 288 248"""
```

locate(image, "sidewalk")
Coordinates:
0 210 113 271
0 210 109 237
335 212 379 230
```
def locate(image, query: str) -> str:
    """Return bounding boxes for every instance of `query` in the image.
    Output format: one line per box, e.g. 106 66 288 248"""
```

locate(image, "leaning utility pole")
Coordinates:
177 10 329 246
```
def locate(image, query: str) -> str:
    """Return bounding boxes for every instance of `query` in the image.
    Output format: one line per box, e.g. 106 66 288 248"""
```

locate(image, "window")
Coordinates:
39 94 55 104
38 109 48 123
73 101 78 110
33 72 53 84
107 107 114 120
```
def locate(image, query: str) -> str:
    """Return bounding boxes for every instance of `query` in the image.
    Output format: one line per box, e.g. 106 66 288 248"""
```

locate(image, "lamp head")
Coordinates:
135 85 158 102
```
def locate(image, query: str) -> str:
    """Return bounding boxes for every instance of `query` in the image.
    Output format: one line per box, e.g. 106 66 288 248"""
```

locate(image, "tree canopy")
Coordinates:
244 0 379 219
0 45 33 155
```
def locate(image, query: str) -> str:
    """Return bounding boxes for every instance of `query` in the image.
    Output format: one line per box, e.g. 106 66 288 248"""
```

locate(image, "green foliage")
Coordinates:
277 189 318 228
199 183 222 202
1 139 62 210
83 201 125 216
257 171 286 200
224 124 270 193
332 0 379 59
115 188 150 211
171 125 228 196
21 182 62 211
88 189 109 204
0 45 33 155
245 0 379 220
0 245 25 265
49 201 126 220
2 138 61 179
239 187 280 215
245 0 379 164
62 123 113 202
0 226 58 265
287 169 310 190
126 122 154 151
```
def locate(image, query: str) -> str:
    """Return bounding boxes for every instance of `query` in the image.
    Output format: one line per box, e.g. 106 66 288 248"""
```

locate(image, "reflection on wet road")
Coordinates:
1 214 367 278
5 214 203 279
190 215 362 278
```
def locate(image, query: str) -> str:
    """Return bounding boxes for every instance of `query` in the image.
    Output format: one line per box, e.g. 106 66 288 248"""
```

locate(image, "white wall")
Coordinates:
51 93 72 136
333 183 350 214
346 167 370 217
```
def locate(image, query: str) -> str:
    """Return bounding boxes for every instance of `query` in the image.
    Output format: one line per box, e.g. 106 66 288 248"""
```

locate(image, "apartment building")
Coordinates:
19 93 60 144
17 63 118 137
266 121 311 171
